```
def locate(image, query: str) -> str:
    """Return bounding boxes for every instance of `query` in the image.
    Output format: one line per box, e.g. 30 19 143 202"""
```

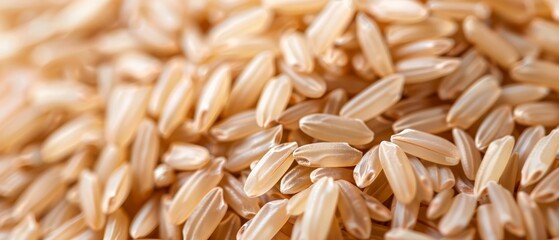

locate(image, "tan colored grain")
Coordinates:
163 143 210 171
130 194 159 239
61 147 94 183
353 145 382 188
426 188 454 220
514 125 545 170
336 180 371 239
209 7 272 43
497 84 550 106
356 13 393 77
300 113 374 145
438 193 477 235
517 192 547 240
94 144 124 184
396 56 460 84
262 0 326 14
294 142 362 167
393 105 450 134
526 18 559 56
474 136 515 196
256 75 293 127
154 164 175 189
391 129 460 166
209 212 241 240
476 204 504 240
486 181 525 236
103 208 129 240
425 162 455 193
280 165 314 195
101 164 131 214
13 167 66 221
447 75 502 129
226 125 283 172
78 170 105 230
280 31 314 73
194 65 231 132
240 199 290 240
301 177 338 240
211 110 261 142
463 16 520 68
220 173 260 219
514 101 559 127
158 74 194 137
541 201 559 238
428 1 490 20
105 85 150 147
521 129 559 186
183 187 228 240
148 58 184 117
391 198 420 229
385 17 457 46
10 215 40 240
510 58 559 91
364 0 427 23
385 228 436 240
393 38 454 59
310 168 354 184
499 152 519 193
531 167 559 203
305 0 355 55
224 51 275 116
378 141 417 204
130 119 159 200
43 214 86 240
168 158 224 224
438 49 488 100
40 200 79 235
277 100 324 130
40 114 102 163
340 74 404 122
322 88 348 115
452 128 481 181
244 142 297 197
361 193 392 222
280 61 327 99
475 105 515 151
286 187 311 216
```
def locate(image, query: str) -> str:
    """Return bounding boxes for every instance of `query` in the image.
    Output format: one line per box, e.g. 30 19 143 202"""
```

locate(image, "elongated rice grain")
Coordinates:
378 141 417 204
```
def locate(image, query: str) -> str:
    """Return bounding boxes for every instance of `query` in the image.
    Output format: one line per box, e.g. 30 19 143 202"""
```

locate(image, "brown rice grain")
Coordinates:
211 110 261 142
526 18 559 56
393 38 455 60
356 13 394 77
130 119 159 200
194 65 232 132
531 167 559 203
391 198 420 229
438 193 477 235
105 85 150 147
163 143 210 171
183 187 228 240
209 212 241 240
220 173 260 219
61 147 94 184
305 0 355 55
310 168 354 184
94 144 125 184
103 208 129 240
385 17 457 46
396 57 461 84
426 188 454 220
510 57 559 91
428 1 490 20
475 105 515 151
514 125 545 170
208 7 272 43
438 49 489 100
340 74 404 122
153 163 176 188
13 167 66 221
361 193 392 222
43 214 86 240
10 215 39 240
301 177 338 240
168 158 224 224
77 170 105 230
293 142 362 168
476 204 504 240
463 16 520 68
277 100 324 130
446 75 502 129
299 113 374 145
280 165 314 195
226 125 283 172
474 136 515 196
280 61 327 99
244 142 297 197
336 180 371 239
496 84 550 106
224 51 275 117
256 75 293 128
517 192 547 240
521 129 559 186
378 141 417 204
486 181 525 236
157 75 194 137
353 145 382 188
130 194 160 239
101 164 131 214
280 31 314 74
513 101 559 127
240 199 290 240
391 129 461 166
322 88 348 115
286 187 311 216
541 201 559 238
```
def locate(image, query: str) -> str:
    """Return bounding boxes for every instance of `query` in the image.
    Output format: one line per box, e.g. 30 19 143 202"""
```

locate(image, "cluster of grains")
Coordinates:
2 0 559 239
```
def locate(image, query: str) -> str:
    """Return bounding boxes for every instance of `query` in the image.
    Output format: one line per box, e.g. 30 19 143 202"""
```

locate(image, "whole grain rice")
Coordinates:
2 0 559 239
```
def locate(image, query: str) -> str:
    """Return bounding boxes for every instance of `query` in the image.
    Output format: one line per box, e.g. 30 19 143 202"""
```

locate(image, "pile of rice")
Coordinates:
1 0 559 239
